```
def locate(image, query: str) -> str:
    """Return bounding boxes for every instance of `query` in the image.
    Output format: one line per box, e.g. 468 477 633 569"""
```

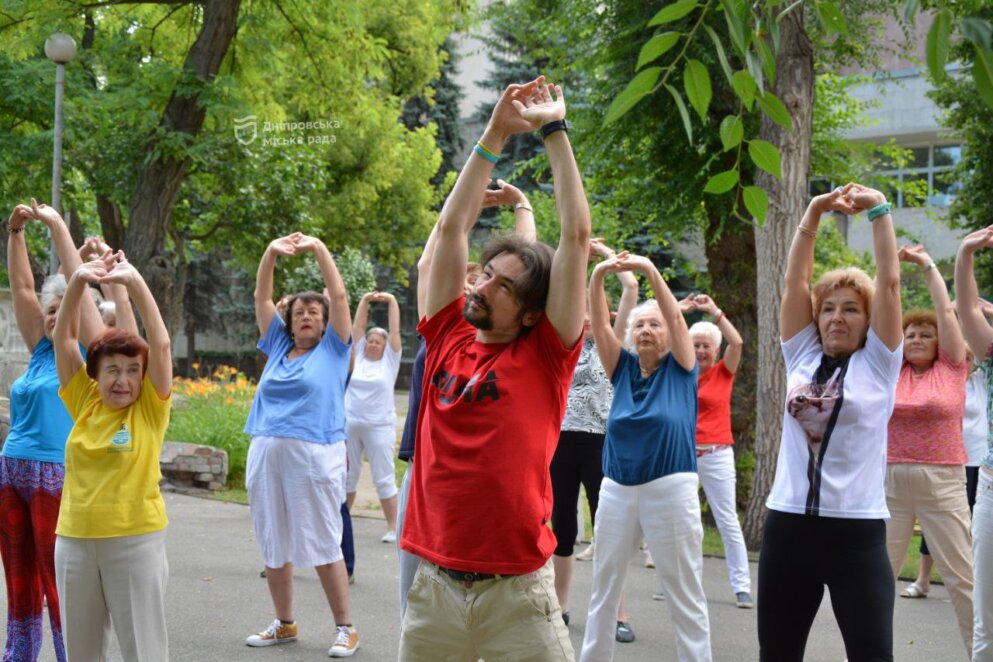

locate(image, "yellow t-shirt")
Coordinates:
57 366 171 538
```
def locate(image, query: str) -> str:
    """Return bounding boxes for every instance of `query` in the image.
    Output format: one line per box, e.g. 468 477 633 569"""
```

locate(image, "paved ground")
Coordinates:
2 490 964 661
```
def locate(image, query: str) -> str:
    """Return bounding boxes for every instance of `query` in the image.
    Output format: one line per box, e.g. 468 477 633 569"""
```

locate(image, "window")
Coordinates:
872 144 962 208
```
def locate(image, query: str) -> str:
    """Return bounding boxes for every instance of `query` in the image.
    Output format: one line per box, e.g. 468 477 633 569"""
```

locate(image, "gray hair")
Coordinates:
623 299 663 350
40 274 67 310
366 327 388 342
689 321 722 349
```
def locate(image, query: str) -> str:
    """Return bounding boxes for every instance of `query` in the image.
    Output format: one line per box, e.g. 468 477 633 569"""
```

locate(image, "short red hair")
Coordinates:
86 328 150 380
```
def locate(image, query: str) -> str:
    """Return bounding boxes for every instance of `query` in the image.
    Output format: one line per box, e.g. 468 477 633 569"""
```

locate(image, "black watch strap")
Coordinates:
540 119 570 139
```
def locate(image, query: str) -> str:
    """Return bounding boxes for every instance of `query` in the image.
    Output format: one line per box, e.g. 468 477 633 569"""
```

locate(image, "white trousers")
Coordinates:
974 469 993 661
697 446 751 594
55 529 169 662
396 462 422 626
345 420 399 499
580 473 712 662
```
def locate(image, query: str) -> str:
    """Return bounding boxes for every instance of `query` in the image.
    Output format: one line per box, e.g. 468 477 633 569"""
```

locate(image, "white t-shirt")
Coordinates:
767 323 901 519
965 368 989 467
344 336 401 426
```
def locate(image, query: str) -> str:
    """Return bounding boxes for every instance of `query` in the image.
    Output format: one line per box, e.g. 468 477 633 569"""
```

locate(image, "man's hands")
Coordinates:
512 82 567 129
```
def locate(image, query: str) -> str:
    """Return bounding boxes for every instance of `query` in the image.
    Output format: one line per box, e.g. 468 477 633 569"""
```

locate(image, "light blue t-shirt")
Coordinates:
2 337 74 464
603 349 698 486
244 315 351 445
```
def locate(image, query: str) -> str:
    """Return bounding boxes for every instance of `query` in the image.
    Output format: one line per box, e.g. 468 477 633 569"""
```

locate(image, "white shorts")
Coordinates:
345 420 399 499
246 435 346 568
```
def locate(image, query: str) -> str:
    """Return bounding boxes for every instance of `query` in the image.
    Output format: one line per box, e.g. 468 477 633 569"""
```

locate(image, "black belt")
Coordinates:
437 565 499 583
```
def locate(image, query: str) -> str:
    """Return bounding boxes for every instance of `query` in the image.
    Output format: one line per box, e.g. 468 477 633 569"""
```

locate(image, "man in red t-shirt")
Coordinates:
398 78 588 661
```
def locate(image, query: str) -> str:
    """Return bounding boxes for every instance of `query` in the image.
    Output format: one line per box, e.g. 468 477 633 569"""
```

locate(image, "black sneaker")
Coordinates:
615 621 635 643
562 610 570 626
736 592 755 609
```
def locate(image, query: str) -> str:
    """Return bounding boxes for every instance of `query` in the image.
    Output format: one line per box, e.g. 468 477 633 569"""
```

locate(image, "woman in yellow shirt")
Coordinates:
52 251 172 662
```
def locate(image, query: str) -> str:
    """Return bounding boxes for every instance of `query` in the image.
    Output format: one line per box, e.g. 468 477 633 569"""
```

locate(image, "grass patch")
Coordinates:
213 487 249 504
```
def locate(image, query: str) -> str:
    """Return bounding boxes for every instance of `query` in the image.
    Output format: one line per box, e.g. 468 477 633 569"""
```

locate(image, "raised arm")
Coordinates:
589 238 638 341
296 235 351 344
54 259 110 387
255 234 300 338
426 78 545 319
416 223 440 321
955 226 993 358
352 292 373 344
7 205 44 351
31 200 104 347
99 256 172 397
382 292 402 353
82 237 138 336
589 257 624 379
899 245 964 363
695 293 744 373
514 84 590 347
631 255 694 371
481 179 537 242
849 185 902 351
782 187 857 341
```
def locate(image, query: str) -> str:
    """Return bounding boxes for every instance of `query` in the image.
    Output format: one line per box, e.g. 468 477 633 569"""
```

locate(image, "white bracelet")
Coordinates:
514 202 533 212
922 261 937 272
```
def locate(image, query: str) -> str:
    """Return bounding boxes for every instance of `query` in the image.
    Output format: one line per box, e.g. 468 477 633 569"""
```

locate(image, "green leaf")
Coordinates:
649 0 698 27
974 47 993 110
902 0 920 23
719 115 743 151
732 70 757 109
756 38 776 86
743 185 769 225
703 25 735 87
604 67 662 125
756 91 792 129
927 10 952 81
663 83 693 143
748 139 782 179
960 18 993 52
746 51 765 94
720 0 747 54
683 59 712 121
704 169 739 194
637 32 681 70
815 1 848 36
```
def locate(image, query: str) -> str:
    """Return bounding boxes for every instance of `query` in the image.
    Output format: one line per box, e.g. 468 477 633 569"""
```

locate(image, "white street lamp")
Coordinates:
45 32 77 275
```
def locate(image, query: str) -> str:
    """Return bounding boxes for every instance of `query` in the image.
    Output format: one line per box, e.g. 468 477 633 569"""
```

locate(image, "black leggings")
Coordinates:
758 510 894 662
549 430 604 557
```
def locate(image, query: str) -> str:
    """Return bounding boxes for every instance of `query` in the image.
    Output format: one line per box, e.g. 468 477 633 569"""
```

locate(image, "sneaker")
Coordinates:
575 543 594 561
736 592 755 609
562 610 570 626
246 619 297 647
643 550 655 568
652 591 666 601
348 573 355 585
329 625 360 657
615 621 635 643
381 530 397 543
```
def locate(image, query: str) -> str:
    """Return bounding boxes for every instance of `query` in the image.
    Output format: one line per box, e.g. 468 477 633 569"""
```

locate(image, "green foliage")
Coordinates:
811 220 873 281
280 247 377 310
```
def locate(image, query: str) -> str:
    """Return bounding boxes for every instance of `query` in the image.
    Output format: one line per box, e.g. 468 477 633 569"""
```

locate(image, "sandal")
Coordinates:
900 582 929 598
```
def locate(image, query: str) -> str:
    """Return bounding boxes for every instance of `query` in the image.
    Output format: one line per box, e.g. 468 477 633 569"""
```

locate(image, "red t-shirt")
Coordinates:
696 359 735 446
400 296 581 574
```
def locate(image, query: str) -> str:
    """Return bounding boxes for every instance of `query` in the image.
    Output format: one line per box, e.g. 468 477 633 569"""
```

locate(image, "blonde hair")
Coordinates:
811 268 874 320
689 321 722 348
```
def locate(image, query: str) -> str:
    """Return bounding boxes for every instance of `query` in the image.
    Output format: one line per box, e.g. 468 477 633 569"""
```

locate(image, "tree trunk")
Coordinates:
742 7 814 549
96 195 125 250
123 0 241 331
702 212 757 509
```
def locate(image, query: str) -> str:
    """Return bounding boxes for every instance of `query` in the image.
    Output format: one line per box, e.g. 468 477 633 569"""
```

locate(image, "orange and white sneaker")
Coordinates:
246 619 298 647
329 624 360 657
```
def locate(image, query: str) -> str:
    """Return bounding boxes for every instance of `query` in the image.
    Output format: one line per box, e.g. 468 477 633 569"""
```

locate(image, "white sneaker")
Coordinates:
381 530 397 543
644 550 655 568
575 543 594 561
329 625 360 657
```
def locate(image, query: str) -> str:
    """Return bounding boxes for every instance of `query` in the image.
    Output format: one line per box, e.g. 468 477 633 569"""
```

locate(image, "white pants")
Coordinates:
396 462 422 625
974 469 993 661
55 529 169 662
345 420 399 499
697 446 751 594
580 473 712 662
246 436 346 568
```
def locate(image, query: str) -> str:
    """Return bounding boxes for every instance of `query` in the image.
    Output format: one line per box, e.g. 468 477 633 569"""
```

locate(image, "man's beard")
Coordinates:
463 295 493 330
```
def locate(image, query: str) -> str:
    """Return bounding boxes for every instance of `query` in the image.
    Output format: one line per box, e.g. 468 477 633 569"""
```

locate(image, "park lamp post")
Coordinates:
44 32 77 275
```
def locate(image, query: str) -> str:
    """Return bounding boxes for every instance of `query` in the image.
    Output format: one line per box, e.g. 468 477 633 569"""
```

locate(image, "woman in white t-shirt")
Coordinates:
345 291 402 542
758 184 903 661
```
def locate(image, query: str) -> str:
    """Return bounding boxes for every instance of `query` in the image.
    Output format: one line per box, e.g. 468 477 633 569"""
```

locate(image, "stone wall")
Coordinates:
159 442 228 491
